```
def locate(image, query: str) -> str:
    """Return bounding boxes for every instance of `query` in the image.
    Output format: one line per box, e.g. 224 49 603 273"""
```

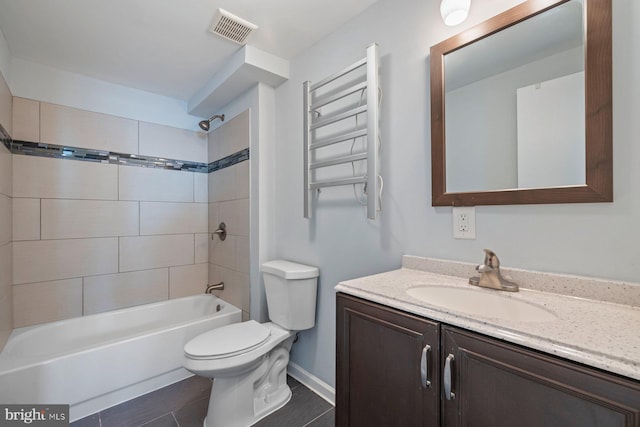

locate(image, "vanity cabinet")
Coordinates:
336 293 440 427
442 326 640 427
336 293 640 427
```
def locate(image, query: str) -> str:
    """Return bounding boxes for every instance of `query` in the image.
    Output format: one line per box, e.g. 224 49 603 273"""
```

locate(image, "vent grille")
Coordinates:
209 9 257 45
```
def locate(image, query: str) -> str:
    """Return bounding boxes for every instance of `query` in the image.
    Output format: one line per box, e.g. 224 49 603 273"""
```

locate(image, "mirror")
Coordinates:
430 0 612 206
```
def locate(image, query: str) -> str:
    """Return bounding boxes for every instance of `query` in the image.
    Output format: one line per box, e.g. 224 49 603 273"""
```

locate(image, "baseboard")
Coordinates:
287 362 335 406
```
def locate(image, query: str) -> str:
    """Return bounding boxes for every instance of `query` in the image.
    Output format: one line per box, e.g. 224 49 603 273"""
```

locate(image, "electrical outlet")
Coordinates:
458 213 469 232
453 207 476 239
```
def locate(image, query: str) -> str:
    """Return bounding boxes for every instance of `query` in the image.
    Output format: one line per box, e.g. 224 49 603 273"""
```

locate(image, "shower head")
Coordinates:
199 114 225 131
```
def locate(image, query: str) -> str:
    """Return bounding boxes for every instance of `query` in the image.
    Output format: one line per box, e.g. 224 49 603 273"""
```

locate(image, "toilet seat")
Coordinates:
184 321 271 360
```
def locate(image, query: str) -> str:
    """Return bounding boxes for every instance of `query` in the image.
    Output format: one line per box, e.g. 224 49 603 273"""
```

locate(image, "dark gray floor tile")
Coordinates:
76 373 331 427
100 376 212 427
173 396 209 427
70 413 100 427
253 384 332 427
305 408 335 427
287 375 302 390
138 413 179 427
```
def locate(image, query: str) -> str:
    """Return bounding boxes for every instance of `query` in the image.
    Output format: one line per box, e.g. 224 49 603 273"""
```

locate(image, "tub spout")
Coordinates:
206 282 224 293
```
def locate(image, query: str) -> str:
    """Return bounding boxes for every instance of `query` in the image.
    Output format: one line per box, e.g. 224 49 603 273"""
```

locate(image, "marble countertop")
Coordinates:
336 266 640 381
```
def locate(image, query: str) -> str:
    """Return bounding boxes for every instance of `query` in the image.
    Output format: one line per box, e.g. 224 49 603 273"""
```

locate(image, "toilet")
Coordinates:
183 260 319 427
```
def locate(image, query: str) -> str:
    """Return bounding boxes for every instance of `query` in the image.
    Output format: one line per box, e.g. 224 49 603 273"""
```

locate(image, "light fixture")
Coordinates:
440 0 471 26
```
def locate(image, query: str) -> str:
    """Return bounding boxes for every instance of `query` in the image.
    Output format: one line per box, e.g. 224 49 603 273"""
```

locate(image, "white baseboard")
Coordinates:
287 362 335 406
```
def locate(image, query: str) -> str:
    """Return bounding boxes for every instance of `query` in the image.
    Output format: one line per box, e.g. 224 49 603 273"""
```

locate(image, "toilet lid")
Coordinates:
184 321 271 359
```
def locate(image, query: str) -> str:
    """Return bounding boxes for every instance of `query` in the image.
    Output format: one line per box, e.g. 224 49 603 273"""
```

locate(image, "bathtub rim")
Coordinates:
0 294 240 373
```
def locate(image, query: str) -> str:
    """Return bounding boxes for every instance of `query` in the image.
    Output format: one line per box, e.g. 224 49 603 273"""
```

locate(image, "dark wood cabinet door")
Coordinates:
442 326 640 427
336 293 440 427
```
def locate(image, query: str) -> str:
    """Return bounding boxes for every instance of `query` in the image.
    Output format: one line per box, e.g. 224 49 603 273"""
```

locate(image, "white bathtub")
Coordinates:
0 295 241 421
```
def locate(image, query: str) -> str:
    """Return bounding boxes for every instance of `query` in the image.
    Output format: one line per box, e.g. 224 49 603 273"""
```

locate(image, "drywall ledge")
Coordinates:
188 45 289 117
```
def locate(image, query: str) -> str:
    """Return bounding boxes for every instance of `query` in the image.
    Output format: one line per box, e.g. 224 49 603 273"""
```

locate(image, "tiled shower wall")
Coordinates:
0 73 13 351
208 111 250 320
11 98 210 327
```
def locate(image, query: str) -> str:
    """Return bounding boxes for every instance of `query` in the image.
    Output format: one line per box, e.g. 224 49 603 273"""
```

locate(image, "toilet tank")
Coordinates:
261 260 319 331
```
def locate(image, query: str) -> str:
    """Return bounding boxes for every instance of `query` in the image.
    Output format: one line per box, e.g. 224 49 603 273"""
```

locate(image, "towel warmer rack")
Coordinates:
303 43 380 219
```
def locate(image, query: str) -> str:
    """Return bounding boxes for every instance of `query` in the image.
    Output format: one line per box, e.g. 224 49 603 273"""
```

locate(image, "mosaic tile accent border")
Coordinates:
5 136 249 174
0 124 10 151
209 148 250 173
12 140 209 172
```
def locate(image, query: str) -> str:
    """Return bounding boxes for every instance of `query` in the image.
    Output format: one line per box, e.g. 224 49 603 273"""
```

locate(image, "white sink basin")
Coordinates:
406 285 557 322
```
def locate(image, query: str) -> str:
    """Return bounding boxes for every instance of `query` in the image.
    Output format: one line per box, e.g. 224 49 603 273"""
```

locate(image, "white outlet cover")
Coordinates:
453 207 476 239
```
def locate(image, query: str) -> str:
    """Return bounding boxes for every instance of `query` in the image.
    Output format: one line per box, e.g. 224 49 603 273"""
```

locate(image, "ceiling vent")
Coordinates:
209 9 258 45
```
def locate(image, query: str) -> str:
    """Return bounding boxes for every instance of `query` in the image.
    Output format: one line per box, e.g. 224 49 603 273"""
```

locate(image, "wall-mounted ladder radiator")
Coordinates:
303 43 380 219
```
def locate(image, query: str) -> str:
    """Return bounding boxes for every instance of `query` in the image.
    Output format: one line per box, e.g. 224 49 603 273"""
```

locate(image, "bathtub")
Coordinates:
0 295 241 421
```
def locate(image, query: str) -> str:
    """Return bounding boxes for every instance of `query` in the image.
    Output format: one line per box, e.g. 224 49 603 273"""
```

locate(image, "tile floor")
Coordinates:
71 375 334 427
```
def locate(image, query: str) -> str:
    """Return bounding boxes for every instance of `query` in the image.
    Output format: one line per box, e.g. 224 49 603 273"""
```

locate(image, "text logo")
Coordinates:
1 405 69 426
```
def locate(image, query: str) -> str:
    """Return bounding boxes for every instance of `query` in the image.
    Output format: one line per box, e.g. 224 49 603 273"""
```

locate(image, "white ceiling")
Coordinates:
0 0 378 100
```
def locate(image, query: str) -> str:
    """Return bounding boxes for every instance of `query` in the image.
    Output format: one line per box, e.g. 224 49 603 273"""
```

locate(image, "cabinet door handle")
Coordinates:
444 353 456 400
420 344 431 388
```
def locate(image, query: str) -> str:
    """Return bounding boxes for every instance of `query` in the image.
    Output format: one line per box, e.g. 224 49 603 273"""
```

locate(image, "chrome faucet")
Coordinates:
469 249 519 292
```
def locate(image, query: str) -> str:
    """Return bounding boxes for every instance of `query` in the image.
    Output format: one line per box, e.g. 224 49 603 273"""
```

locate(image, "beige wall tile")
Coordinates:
119 166 194 202
0 294 11 351
208 202 219 233
41 102 138 153
0 243 11 300
208 167 235 203
210 267 249 312
194 173 208 203
207 130 219 164
169 263 208 299
119 234 194 272
208 263 220 286
195 233 209 264
0 194 11 246
219 199 249 236
0 72 11 137
41 199 139 239
217 110 249 160
13 279 83 327
234 161 250 199
12 97 40 142
13 155 118 200
13 238 118 284
235 271 251 313
235 236 250 274
139 121 207 163
0 147 11 198
12 198 40 241
83 268 169 315
212 266 241 308
140 202 207 235
211 234 235 269
0 243 12 347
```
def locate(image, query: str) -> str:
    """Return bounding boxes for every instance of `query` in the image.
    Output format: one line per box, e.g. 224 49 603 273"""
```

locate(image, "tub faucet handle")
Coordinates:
211 222 227 241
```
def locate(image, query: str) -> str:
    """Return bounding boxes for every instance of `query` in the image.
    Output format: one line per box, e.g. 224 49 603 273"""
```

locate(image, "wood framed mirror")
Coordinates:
430 0 612 206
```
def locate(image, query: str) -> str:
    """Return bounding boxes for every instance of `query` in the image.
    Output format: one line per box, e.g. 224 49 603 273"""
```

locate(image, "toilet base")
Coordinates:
203 336 295 427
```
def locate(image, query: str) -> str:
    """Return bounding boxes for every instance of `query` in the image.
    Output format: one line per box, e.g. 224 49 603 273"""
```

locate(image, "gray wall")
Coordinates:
273 0 640 387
